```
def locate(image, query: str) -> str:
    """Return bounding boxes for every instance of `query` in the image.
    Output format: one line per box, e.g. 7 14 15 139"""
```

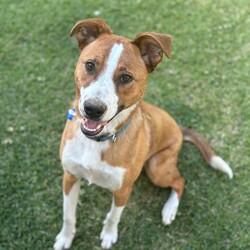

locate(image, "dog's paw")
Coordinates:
53 231 75 250
162 203 178 225
162 190 179 226
100 226 118 249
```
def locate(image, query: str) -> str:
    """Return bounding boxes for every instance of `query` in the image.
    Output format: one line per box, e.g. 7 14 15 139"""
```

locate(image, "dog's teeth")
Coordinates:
83 125 97 132
96 124 102 130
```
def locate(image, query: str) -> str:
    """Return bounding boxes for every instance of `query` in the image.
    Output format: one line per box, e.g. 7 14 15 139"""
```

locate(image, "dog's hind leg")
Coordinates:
54 171 81 250
161 177 184 225
145 147 185 226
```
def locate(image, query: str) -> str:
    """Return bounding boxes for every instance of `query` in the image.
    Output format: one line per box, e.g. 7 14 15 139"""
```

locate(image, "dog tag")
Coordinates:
112 134 117 142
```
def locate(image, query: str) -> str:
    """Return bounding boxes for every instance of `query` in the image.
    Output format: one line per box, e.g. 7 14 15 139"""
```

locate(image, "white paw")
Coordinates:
162 190 179 226
162 203 178 225
53 231 75 250
100 226 118 249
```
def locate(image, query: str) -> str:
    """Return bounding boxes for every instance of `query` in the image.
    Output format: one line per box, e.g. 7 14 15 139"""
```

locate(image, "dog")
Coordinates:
53 18 233 250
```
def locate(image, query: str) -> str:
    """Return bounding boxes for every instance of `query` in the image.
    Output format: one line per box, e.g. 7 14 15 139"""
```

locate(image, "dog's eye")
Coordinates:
85 61 95 73
120 74 133 84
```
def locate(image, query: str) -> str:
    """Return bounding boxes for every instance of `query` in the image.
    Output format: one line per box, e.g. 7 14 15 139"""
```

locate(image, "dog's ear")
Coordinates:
70 18 112 50
133 32 172 73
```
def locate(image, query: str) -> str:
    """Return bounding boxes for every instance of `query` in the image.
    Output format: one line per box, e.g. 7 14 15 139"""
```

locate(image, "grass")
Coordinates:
0 0 249 249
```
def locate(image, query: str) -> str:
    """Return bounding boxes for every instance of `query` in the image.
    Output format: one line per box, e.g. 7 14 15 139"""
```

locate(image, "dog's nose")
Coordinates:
84 100 107 119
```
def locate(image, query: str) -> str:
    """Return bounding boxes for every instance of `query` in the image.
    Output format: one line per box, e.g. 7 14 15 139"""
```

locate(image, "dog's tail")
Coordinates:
181 127 233 179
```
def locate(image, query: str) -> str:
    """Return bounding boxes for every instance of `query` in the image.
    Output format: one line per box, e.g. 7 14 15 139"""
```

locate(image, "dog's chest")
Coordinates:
61 130 126 191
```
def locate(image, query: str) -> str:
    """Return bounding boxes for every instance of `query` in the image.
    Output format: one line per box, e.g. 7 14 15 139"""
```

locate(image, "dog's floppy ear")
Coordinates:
70 18 112 50
133 32 172 73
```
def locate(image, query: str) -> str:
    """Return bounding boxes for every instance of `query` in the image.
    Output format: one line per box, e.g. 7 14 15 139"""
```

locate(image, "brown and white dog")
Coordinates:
54 18 233 250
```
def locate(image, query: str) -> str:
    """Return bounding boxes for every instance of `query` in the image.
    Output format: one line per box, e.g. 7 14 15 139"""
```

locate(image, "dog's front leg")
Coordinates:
54 171 80 250
100 187 132 249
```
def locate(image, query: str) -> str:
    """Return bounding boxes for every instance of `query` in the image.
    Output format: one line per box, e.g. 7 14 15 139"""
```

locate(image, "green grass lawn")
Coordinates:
0 0 249 249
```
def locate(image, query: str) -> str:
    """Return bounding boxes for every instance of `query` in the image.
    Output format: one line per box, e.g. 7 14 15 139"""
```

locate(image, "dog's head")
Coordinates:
70 18 171 137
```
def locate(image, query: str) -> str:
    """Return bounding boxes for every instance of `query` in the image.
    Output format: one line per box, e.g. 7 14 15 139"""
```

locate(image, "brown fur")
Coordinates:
60 119 79 159
63 171 78 195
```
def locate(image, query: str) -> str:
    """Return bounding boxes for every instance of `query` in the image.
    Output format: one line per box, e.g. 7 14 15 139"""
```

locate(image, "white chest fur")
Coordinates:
61 130 126 191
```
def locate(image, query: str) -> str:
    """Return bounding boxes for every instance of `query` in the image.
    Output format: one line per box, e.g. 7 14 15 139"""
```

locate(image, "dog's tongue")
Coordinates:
81 117 107 136
85 119 103 130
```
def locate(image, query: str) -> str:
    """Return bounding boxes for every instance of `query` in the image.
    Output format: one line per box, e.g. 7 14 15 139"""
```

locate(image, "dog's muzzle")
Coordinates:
80 99 108 136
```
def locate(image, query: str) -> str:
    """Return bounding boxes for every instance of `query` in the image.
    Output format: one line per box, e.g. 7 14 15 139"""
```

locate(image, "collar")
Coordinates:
67 107 131 142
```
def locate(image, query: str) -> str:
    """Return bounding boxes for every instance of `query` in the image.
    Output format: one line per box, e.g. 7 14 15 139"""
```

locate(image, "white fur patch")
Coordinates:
162 189 179 225
79 43 124 121
101 200 125 249
210 155 233 179
61 129 126 191
54 180 81 250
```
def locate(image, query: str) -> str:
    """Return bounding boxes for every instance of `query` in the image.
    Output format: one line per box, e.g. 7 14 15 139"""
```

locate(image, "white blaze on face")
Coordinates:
79 43 124 121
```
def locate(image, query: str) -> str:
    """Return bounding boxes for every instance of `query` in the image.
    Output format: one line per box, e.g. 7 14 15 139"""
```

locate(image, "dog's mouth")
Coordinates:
80 117 107 136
